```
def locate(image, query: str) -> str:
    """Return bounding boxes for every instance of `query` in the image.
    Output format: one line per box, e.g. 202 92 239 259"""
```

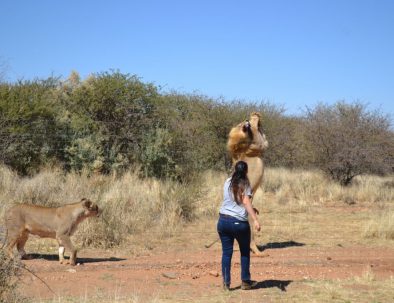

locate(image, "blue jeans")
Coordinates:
217 214 251 285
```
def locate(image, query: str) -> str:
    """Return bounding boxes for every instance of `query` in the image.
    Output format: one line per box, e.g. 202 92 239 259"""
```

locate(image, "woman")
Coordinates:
217 160 261 290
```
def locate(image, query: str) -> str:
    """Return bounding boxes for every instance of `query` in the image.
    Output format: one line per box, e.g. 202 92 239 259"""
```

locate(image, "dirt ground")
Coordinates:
18 223 394 302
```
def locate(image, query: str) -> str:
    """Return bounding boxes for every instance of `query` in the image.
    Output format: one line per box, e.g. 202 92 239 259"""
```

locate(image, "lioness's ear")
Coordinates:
82 198 92 209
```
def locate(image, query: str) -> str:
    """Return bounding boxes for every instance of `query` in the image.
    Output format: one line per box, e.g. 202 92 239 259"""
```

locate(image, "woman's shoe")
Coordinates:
241 280 258 290
223 283 230 291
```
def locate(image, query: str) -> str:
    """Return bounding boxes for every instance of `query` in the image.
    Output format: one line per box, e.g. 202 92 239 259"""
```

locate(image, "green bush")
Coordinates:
0 71 392 184
140 127 176 179
62 71 159 174
0 78 68 175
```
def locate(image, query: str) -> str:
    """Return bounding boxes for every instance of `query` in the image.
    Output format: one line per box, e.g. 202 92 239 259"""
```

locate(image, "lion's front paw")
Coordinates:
60 260 76 266
59 259 74 265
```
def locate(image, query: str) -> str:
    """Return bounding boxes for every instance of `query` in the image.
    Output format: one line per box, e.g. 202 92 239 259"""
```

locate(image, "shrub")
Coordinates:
62 71 159 174
140 128 177 179
0 78 68 175
305 102 393 185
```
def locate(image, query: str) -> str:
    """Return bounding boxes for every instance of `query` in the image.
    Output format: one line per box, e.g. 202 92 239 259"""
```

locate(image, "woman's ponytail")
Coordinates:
230 161 250 204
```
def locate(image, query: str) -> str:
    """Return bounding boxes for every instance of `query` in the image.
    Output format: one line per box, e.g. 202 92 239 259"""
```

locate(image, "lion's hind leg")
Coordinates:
250 238 269 257
5 228 23 259
16 231 32 260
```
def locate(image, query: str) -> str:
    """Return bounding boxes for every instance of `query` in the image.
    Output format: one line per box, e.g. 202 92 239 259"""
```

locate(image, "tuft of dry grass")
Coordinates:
194 170 227 217
363 211 394 240
76 171 200 248
0 249 23 303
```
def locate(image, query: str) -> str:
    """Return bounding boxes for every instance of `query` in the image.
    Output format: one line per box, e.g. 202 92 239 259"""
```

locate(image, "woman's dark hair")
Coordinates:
230 161 250 204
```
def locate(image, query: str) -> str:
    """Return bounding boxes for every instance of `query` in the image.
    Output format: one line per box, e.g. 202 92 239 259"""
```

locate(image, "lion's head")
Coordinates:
227 112 266 157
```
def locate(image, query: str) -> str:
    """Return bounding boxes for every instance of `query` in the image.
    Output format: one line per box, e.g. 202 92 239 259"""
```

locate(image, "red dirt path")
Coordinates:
19 244 394 301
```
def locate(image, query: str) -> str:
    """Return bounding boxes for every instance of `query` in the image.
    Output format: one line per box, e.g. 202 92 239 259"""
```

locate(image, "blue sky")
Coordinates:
1 0 393 118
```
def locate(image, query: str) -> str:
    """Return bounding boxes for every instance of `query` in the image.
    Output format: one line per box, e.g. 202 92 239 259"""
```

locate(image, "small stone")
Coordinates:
209 270 219 277
66 269 76 273
192 273 200 279
327 257 332 261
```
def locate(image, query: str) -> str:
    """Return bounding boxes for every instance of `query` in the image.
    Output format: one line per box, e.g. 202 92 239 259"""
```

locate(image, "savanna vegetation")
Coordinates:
0 165 393 302
0 70 393 302
0 70 392 182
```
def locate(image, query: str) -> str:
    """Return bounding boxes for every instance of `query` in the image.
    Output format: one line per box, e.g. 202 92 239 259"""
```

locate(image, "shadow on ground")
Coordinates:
258 240 305 251
254 280 292 291
26 253 126 264
231 280 292 291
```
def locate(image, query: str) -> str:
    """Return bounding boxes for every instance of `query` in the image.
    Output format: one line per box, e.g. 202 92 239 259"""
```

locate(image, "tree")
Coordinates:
0 78 67 175
305 102 393 185
62 70 159 173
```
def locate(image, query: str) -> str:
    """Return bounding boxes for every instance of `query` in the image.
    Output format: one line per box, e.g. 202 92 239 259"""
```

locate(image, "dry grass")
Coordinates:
194 170 227 217
1 165 393 249
77 171 201 248
363 211 394 240
0 249 24 303
0 165 202 249
32 275 394 303
262 168 394 206
294 277 394 303
1 165 393 303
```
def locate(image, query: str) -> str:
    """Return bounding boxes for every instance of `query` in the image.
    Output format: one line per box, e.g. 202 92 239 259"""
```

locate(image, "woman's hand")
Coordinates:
253 219 261 232
243 196 261 231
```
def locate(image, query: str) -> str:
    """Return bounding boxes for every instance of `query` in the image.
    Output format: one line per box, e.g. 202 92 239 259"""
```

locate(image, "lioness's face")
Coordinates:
81 198 101 217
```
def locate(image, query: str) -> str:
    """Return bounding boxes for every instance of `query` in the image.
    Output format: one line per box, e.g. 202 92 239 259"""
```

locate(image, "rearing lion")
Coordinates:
227 112 268 255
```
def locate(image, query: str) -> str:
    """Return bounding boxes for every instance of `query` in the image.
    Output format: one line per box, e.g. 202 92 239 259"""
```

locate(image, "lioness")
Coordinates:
4 198 100 265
